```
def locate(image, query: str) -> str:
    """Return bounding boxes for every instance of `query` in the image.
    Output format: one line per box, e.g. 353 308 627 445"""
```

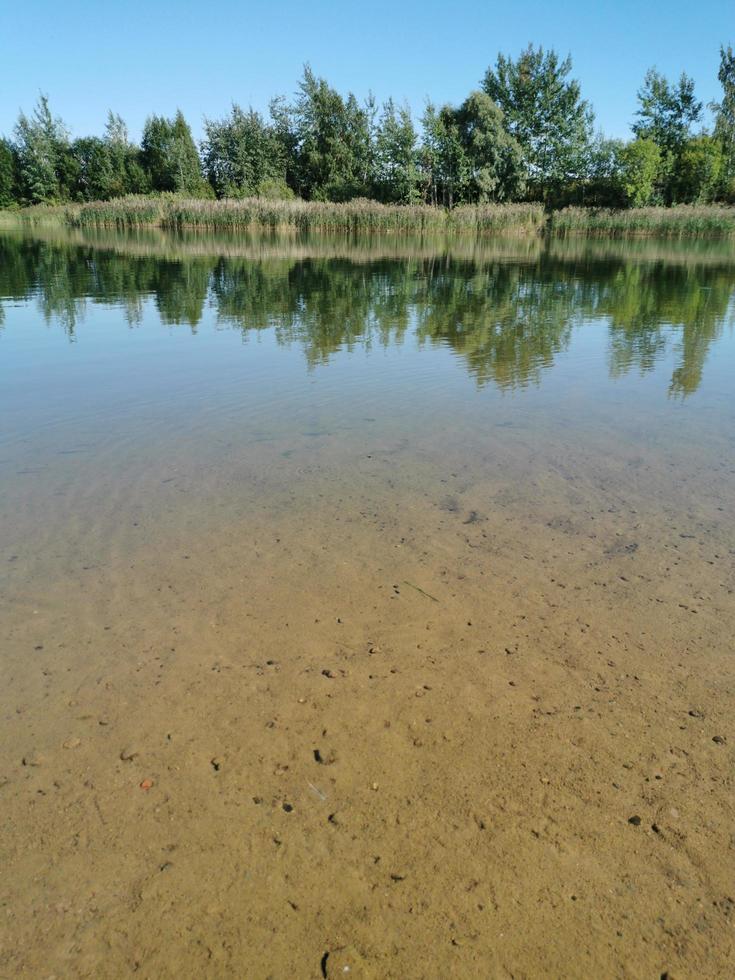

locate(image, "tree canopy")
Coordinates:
141 111 205 194
713 45 735 195
2 46 734 211
482 45 593 196
633 69 703 152
202 104 287 198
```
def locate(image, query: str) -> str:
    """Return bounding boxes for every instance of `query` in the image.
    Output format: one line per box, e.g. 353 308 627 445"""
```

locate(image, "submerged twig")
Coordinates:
403 580 439 602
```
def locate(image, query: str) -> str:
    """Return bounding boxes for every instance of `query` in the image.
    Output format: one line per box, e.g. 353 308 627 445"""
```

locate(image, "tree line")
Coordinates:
1 44 734 211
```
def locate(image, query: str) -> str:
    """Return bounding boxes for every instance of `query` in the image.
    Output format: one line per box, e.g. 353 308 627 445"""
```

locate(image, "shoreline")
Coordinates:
3 196 735 239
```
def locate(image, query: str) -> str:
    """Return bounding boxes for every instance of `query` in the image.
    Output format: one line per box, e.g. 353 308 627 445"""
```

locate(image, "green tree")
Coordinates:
615 138 662 206
580 135 626 207
286 66 375 200
141 110 204 194
375 99 420 203
482 45 593 198
68 112 147 201
0 137 17 207
269 95 300 192
105 111 147 196
202 104 286 197
346 91 377 194
673 135 724 203
14 94 69 203
453 91 526 202
420 102 469 208
712 45 735 197
633 68 703 202
70 136 113 201
633 69 703 153
419 102 441 205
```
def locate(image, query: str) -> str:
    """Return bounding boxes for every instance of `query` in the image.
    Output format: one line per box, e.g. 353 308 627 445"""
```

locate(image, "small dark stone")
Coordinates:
628 815 642 826
712 735 726 744
282 802 293 813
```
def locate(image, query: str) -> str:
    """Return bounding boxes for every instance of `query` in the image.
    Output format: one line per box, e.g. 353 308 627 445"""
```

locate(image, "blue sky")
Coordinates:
1 0 732 142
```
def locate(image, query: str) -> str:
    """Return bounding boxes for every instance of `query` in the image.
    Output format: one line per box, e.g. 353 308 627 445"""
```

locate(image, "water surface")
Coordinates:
1 227 734 978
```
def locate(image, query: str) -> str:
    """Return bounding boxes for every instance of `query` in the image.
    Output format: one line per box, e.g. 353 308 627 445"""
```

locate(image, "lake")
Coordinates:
1 226 734 978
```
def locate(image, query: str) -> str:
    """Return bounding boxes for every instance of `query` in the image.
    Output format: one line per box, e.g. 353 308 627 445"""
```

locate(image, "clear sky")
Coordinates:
1 0 732 143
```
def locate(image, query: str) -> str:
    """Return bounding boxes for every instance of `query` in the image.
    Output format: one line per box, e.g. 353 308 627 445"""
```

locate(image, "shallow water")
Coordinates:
1 227 734 978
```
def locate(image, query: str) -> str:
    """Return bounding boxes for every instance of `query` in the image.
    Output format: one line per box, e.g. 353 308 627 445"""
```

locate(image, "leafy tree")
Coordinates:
285 66 375 200
202 104 286 197
139 115 168 190
420 93 525 206
420 102 468 207
712 45 735 196
14 94 70 203
269 95 300 192
632 69 703 203
105 111 147 196
0 137 17 207
375 99 420 203
141 110 204 194
673 135 724 203
345 91 377 194
105 112 128 147
578 135 626 207
288 67 340 198
482 45 593 197
633 69 703 153
70 136 113 200
615 137 662 206
418 102 441 205
67 112 147 201
453 91 526 202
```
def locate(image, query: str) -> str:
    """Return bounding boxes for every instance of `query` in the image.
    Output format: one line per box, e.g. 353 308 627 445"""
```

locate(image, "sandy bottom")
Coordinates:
1 395 734 980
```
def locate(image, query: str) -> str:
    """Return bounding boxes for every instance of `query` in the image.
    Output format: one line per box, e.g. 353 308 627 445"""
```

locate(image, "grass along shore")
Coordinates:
548 205 735 238
1 196 545 237
3 195 735 238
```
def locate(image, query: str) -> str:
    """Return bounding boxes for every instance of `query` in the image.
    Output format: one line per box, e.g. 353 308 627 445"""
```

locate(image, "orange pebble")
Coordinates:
140 778 154 790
